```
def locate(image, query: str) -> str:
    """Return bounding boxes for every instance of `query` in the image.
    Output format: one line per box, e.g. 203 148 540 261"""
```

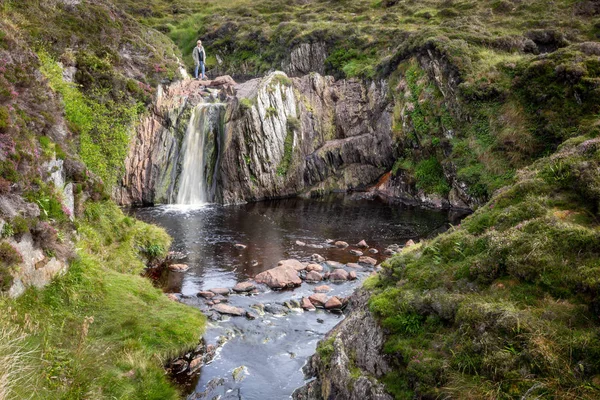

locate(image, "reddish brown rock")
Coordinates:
329 269 349 281
306 263 324 272
368 248 379 254
278 259 306 271
305 271 323 282
325 296 342 309
213 303 245 316
357 240 369 248
314 285 332 293
255 265 302 289
233 281 255 293
358 256 377 266
334 241 349 248
349 271 357 280
346 263 362 269
309 293 328 307
166 293 179 302
169 263 189 272
198 291 215 299
301 297 316 311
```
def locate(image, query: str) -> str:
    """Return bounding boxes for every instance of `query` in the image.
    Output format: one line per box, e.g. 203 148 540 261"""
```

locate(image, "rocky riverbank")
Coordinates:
161 237 413 399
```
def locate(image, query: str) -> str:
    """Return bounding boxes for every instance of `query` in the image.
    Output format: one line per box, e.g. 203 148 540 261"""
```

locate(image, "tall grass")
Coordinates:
0 325 35 400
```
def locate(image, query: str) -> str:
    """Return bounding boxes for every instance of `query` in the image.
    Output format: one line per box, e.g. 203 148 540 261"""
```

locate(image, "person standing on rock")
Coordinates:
193 40 206 80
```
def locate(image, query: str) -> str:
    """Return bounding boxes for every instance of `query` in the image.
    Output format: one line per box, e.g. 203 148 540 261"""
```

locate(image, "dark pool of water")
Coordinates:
131 195 465 399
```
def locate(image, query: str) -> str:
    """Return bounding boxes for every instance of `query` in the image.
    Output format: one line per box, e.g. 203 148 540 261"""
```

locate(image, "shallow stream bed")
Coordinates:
132 195 464 399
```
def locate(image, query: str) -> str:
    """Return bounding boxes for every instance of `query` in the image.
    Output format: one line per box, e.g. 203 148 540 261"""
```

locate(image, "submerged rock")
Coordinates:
311 254 326 263
346 263 362 269
198 291 215 299
325 260 344 269
314 285 332 293
255 265 302 289
296 240 306 246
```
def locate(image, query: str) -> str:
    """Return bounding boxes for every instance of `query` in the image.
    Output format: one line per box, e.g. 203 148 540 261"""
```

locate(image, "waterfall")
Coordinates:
176 103 225 205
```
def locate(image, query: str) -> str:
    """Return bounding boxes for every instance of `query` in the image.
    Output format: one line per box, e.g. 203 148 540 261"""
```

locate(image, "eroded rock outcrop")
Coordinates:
293 290 393 400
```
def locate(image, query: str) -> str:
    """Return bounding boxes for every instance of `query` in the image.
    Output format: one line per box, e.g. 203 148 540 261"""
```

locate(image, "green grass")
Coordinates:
0 202 205 399
367 134 600 398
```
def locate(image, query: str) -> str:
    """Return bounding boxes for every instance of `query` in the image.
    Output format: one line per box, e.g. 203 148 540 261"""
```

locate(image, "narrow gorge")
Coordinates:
1 0 600 399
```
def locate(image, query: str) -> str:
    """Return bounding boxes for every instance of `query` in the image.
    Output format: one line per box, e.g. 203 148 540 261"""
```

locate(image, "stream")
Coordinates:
132 195 464 399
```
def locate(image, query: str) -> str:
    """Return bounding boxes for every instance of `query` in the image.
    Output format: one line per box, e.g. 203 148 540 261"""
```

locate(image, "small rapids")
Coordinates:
132 195 466 399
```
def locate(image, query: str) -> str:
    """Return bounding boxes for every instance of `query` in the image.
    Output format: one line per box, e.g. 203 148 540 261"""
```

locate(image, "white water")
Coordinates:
176 103 225 205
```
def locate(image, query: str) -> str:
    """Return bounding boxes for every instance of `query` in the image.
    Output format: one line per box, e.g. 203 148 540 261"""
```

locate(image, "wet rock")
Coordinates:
250 303 265 315
207 311 221 321
325 296 343 310
278 259 306 271
166 293 179 302
347 263 362 269
405 239 416 247
245 311 258 320
296 240 306 246
207 301 214 306
197 291 216 299
306 263 324 272
349 271 357 280
311 254 326 263
213 299 221 304
330 269 349 282
234 243 247 250
309 293 328 307
251 260 259 267
213 304 245 316
255 265 302 289
290 299 302 308
325 239 335 245
233 281 255 293
357 240 369 248
301 297 316 311
384 249 396 256
210 287 230 296
335 241 349 248
232 365 248 383
314 285 332 293
307 244 324 249
358 256 377 266
368 248 379 254
166 251 186 261
387 244 401 252
168 263 189 272
325 260 344 269
305 271 323 282
324 272 331 280
349 250 363 256
265 303 288 315
212 295 228 303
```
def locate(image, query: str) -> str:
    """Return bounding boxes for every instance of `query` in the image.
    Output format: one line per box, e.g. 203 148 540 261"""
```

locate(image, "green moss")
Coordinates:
239 97 255 111
316 337 335 368
0 105 9 131
414 157 450 196
39 52 139 188
276 120 295 176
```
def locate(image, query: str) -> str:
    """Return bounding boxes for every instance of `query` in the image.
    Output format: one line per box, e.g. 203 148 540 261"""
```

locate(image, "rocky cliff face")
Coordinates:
118 58 475 210
293 289 393 400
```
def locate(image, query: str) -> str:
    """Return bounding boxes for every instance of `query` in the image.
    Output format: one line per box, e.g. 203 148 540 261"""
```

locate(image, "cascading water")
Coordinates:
176 103 225 205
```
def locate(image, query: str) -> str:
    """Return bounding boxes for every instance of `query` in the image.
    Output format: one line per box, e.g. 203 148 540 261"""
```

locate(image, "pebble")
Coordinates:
306 263 324 272
234 243 247 250
335 241 349 248
233 281 255 293
349 250 363 256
